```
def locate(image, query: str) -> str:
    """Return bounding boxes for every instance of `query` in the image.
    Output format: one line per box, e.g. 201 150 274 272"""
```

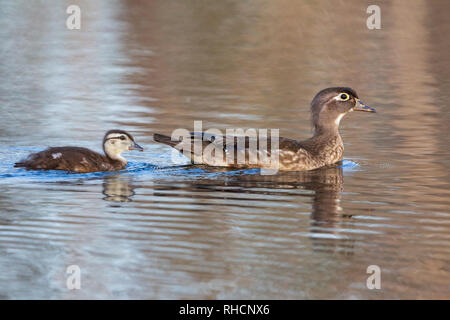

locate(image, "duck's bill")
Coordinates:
129 142 144 151
354 99 376 112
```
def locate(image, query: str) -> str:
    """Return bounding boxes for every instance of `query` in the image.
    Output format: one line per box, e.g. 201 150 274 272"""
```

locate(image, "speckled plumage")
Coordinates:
14 146 126 173
154 87 375 171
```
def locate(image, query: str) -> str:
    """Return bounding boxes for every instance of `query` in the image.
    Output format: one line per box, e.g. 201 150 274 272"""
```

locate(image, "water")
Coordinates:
0 0 449 299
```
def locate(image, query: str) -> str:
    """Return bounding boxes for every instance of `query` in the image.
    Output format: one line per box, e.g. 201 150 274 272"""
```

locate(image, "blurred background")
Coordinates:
0 0 449 299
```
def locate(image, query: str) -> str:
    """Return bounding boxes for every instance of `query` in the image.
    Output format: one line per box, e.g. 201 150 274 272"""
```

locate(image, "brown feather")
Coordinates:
15 147 125 173
14 129 140 173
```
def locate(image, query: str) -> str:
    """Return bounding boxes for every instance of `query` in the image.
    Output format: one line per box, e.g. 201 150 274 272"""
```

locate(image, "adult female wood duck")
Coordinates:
153 87 375 171
14 130 144 173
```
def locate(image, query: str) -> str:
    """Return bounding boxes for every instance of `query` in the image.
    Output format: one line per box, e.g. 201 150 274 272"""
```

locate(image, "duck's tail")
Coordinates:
153 133 181 148
153 132 215 165
14 161 26 167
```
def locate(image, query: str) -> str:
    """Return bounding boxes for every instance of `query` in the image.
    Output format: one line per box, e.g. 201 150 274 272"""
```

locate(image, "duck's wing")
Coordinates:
154 132 302 151
154 132 308 168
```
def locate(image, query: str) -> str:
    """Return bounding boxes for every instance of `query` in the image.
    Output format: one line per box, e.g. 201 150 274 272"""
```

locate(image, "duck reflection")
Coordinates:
234 165 344 216
230 164 354 254
239 165 355 254
102 175 135 202
150 163 353 254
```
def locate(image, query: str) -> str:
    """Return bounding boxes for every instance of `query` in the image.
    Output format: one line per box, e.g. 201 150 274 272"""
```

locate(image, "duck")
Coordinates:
153 87 375 171
14 129 144 173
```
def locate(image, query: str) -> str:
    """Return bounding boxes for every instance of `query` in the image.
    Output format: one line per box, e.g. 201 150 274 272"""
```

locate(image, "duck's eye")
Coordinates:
338 93 350 101
120 136 126 140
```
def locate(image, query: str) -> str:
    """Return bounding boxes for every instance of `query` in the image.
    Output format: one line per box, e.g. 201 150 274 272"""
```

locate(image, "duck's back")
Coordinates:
14 146 123 173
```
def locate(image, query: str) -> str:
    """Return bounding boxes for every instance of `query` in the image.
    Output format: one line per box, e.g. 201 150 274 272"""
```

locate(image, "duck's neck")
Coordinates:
306 125 343 162
107 153 127 164
103 145 127 164
312 110 346 137
313 123 340 138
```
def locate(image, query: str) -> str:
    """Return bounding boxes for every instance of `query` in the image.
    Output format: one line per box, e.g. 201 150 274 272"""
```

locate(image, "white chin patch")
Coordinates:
335 114 345 126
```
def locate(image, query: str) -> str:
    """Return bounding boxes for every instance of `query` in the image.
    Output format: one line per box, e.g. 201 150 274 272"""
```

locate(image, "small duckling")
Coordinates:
153 87 375 171
14 130 144 173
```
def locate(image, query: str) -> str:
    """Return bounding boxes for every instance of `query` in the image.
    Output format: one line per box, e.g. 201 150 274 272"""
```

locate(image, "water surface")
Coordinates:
0 0 449 299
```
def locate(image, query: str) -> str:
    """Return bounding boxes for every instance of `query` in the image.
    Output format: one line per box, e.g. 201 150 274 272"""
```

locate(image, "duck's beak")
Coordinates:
354 99 376 112
129 141 144 151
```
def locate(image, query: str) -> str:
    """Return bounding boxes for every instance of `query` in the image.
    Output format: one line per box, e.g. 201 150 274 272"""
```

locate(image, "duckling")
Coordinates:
14 130 144 173
153 87 375 171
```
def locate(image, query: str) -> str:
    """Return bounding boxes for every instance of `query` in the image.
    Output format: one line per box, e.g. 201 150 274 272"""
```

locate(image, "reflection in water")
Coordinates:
0 0 449 299
227 165 351 254
102 175 136 202
152 164 351 254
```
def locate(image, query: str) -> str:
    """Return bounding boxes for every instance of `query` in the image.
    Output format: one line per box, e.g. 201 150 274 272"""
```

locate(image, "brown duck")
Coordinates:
153 87 375 171
15 130 144 173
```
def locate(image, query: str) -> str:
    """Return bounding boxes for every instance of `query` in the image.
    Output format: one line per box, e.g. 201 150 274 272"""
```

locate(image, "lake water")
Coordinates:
0 0 449 299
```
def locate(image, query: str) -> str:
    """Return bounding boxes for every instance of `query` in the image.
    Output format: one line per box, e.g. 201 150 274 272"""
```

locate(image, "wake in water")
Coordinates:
1 146 361 184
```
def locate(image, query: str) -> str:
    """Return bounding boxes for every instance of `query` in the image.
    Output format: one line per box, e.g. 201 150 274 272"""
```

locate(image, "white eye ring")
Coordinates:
337 93 350 101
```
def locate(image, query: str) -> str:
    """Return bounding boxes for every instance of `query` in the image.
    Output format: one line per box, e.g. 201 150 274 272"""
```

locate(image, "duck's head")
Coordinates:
103 129 144 162
311 87 375 134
